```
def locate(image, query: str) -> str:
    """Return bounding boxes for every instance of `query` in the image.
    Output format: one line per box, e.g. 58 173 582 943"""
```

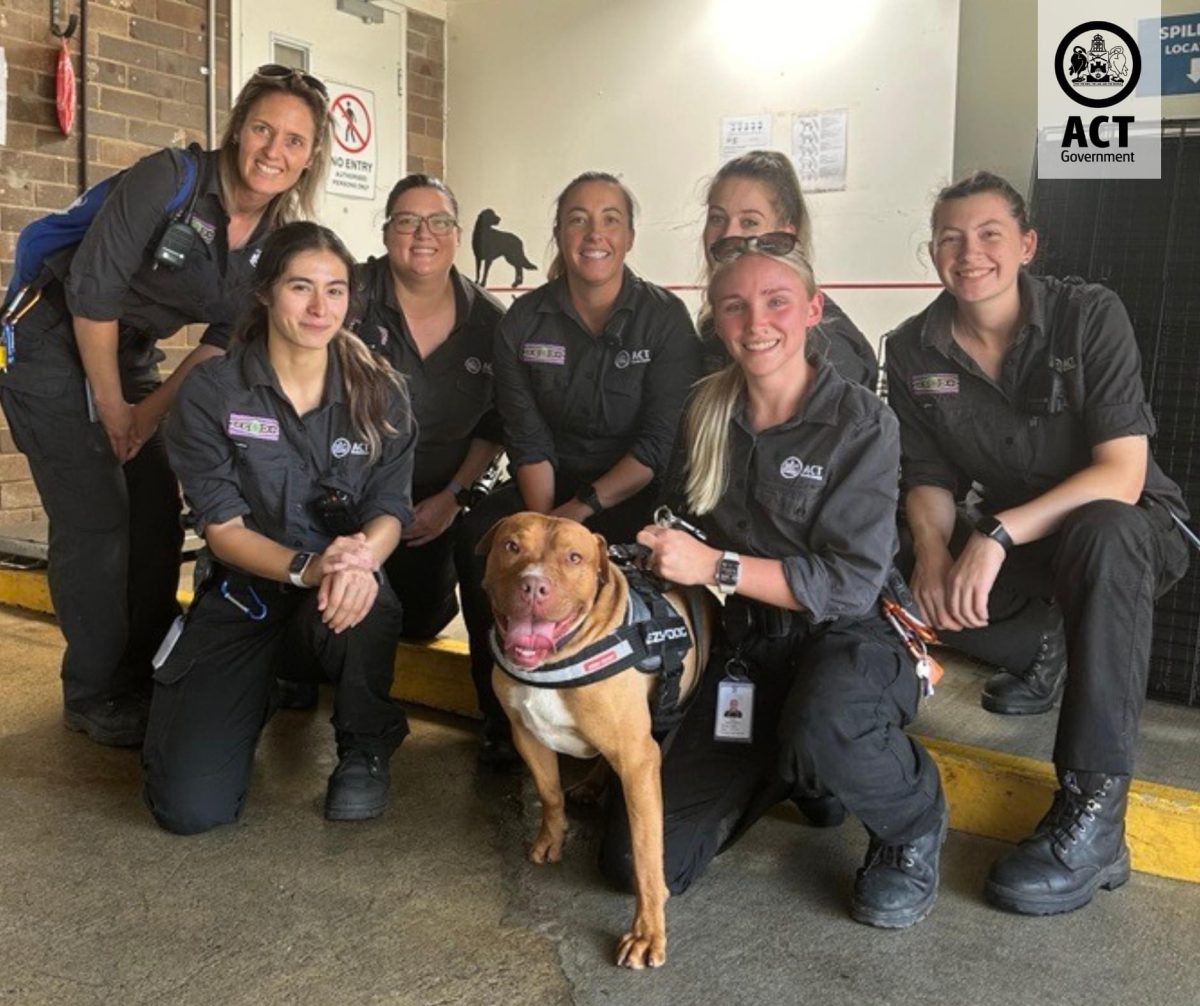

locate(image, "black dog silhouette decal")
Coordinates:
472 208 538 288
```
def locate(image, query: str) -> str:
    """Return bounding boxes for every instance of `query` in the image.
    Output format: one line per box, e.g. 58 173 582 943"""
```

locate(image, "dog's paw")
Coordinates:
615 928 667 970
528 826 564 864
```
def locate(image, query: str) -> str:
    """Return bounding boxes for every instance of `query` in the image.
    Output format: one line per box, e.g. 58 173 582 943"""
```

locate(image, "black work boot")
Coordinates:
274 678 319 711
63 696 148 748
851 798 948 928
985 771 1131 915
477 716 524 773
324 751 391 821
981 611 1067 715
790 792 847 828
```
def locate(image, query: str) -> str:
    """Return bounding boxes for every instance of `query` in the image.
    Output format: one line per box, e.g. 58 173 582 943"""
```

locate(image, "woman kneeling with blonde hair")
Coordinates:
603 237 946 928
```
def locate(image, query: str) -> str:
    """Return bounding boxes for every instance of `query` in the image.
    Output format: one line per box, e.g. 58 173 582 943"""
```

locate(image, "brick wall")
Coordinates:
406 11 444 177
0 0 231 524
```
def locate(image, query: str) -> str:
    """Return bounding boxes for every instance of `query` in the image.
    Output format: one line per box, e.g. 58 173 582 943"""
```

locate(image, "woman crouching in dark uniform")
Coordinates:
142 223 416 834
605 238 946 928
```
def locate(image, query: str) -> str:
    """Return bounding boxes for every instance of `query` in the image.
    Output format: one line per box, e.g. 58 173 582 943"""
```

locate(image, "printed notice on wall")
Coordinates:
720 115 771 163
326 82 377 200
792 110 848 192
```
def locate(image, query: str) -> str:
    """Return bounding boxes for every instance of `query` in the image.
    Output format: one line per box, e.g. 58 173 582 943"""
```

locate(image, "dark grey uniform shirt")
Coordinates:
673 360 900 623
885 273 1186 516
494 269 701 483
352 258 504 493
68 146 267 352
699 294 879 390
7 147 270 398
167 337 416 554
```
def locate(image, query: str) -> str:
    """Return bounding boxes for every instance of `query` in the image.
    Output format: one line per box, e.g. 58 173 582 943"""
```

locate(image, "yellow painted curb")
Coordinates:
3 565 1198 883
0 568 52 613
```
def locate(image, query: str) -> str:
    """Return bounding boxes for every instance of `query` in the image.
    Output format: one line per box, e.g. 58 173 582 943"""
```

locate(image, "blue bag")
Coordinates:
4 148 199 307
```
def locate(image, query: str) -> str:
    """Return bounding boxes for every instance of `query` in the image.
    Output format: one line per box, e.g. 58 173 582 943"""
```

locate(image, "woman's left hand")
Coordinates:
404 490 461 546
944 532 1006 628
318 566 379 633
635 525 719 587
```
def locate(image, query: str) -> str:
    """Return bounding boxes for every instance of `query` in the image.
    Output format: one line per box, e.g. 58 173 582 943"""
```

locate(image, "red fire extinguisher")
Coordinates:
51 3 79 136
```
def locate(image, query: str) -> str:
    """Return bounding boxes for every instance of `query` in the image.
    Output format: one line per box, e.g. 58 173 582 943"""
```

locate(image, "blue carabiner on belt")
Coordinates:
220 579 268 621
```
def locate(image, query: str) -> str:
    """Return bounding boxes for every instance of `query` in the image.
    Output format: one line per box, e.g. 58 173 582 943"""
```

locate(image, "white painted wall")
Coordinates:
442 0 960 344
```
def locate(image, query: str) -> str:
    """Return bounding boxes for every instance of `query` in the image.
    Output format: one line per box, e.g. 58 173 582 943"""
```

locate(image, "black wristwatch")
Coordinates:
288 551 315 588
974 515 1014 553
576 484 603 515
447 479 473 509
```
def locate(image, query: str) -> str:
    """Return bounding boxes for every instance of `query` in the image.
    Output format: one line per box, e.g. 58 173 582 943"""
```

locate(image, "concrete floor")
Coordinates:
2 605 1199 1006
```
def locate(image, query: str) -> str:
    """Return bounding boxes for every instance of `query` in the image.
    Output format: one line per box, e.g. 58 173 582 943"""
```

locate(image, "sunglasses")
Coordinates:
708 231 800 263
387 212 459 236
253 63 329 99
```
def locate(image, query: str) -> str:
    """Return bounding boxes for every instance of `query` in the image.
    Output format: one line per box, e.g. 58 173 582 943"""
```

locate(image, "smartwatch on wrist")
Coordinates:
288 551 315 588
715 551 742 595
576 484 603 515
974 515 1014 553
447 479 472 508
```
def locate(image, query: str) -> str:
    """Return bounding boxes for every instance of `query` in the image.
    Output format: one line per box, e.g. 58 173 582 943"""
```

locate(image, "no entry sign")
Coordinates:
326 82 377 200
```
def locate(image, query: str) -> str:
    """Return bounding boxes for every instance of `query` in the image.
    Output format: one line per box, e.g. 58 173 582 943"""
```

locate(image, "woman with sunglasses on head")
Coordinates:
457 170 702 766
699 150 878 387
0 65 332 748
886 172 1189 916
600 237 946 930
142 222 415 834
351 175 504 645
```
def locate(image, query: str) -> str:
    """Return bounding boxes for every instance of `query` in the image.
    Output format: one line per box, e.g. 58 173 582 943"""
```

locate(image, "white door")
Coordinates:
232 1 407 262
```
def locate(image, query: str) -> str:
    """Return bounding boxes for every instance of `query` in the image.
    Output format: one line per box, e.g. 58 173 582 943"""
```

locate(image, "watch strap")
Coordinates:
288 551 314 588
975 515 1014 553
715 550 741 595
577 484 603 514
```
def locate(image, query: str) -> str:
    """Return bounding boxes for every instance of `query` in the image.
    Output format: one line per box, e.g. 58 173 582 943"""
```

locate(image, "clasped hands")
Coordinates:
911 532 1006 631
306 533 382 634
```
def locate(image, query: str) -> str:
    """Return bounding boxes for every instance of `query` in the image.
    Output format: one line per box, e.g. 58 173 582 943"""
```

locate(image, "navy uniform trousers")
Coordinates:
599 607 944 896
142 570 408 835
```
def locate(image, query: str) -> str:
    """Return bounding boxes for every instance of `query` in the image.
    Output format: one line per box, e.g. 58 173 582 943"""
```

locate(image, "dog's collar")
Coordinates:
490 573 691 689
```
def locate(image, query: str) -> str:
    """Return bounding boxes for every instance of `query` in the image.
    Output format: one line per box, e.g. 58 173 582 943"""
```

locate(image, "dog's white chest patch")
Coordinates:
509 686 597 759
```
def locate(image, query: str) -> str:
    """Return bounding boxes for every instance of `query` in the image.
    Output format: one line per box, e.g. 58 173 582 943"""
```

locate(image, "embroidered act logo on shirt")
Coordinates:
331 437 370 459
911 373 960 395
464 356 493 376
522 343 567 365
614 349 651 369
779 456 825 482
227 413 280 441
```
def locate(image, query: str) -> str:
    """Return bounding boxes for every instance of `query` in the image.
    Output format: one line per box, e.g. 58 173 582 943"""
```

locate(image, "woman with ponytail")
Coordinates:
142 222 417 835
602 241 946 929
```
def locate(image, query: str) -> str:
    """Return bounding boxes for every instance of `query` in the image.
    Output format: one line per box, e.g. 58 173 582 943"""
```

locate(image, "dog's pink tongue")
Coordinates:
503 615 559 666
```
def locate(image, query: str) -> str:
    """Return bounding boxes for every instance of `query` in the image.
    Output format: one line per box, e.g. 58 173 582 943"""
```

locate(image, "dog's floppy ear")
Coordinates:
592 532 609 586
475 516 509 557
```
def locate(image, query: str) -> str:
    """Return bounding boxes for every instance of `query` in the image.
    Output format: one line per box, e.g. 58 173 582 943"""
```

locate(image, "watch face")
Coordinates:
717 557 740 586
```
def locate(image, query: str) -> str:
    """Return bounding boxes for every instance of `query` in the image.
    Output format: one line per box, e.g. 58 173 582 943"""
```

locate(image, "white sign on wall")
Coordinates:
792 110 848 192
326 82 377 200
0 48 8 146
720 114 772 163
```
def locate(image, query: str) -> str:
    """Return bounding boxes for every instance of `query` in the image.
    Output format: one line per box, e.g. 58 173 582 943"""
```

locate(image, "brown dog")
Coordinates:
478 512 714 970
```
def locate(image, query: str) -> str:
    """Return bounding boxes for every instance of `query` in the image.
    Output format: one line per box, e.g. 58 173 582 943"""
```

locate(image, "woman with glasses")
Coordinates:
700 150 878 388
0 66 332 747
886 172 1189 916
457 170 702 767
601 241 946 929
143 222 415 833
346 175 504 652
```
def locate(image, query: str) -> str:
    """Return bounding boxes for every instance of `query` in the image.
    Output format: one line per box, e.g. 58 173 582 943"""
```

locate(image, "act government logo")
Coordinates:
1056 22 1141 107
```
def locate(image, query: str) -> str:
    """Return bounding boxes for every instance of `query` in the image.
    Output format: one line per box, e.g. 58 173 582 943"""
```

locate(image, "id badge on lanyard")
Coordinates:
714 654 754 743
